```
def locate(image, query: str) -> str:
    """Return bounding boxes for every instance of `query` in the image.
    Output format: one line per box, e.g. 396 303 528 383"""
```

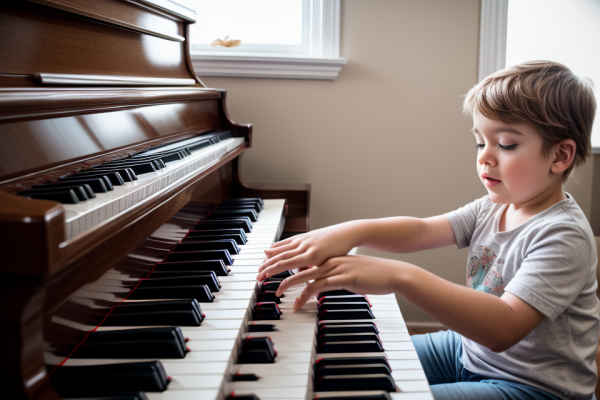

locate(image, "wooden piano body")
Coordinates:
0 1 310 398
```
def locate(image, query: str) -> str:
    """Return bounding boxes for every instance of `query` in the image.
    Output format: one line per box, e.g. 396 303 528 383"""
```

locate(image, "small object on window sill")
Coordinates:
211 36 241 48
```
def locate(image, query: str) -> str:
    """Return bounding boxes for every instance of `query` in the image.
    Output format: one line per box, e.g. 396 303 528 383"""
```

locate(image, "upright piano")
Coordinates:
0 1 432 399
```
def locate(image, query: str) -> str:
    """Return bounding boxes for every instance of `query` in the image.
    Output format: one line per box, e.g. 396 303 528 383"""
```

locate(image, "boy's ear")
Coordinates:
550 139 576 174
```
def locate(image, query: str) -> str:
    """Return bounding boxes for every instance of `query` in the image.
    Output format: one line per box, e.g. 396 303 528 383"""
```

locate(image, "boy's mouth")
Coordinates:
482 174 501 187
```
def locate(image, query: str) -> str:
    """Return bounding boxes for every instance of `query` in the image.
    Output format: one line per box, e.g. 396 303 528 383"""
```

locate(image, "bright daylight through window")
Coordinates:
182 0 346 80
506 0 600 150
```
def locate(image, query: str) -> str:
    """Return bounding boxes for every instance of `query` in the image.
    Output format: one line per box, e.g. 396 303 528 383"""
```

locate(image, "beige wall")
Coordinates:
201 0 595 324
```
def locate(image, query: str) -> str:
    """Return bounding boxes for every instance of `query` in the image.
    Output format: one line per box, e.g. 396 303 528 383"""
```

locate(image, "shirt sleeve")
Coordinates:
444 196 490 250
505 223 591 321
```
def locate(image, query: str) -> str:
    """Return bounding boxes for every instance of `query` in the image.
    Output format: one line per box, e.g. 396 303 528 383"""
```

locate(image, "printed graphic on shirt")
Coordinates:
466 246 505 297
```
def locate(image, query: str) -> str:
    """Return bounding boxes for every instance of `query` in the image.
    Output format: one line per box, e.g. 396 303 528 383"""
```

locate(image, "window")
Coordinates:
479 0 600 150
183 0 346 80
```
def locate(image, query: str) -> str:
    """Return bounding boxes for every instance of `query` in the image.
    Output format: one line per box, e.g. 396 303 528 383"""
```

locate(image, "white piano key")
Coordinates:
228 386 307 399
187 340 235 351
230 375 309 389
392 369 427 381
230 363 310 376
146 389 219 400
201 300 250 310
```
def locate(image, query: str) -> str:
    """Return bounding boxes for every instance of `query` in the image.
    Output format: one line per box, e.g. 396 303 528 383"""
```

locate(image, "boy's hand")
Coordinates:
257 222 360 281
272 255 402 311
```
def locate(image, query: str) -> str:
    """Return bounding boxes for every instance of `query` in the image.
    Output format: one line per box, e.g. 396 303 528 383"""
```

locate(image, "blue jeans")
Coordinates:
411 330 563 400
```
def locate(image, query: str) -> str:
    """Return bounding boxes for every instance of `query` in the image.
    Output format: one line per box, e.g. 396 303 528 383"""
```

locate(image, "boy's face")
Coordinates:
472 111 558 205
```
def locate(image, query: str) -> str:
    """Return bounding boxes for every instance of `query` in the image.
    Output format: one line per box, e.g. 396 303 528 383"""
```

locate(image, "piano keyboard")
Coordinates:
45 199 433 400
16 131 246 240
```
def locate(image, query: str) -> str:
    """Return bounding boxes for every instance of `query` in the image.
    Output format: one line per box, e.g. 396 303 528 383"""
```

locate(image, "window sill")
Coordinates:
190 53 347 81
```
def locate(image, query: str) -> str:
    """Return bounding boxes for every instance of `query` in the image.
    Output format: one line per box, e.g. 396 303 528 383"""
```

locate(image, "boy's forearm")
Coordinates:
393 262 525 352
346 217 430 253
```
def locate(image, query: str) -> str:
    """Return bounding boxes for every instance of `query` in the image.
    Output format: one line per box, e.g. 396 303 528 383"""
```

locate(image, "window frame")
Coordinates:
189 0 346 80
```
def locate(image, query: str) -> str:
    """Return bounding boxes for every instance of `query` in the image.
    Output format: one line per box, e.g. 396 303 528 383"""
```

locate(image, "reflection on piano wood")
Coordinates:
0 1 432 399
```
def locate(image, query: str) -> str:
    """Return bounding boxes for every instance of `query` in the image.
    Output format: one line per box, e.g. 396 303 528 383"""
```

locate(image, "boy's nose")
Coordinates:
477 148 496 166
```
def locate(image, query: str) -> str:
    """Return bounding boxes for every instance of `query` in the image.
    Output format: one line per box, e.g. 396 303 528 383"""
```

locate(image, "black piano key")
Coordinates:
105 300 204 327
247 324 276 332
18 185 90 202
127 285 215 302
226 395 261 400
319 309 375 320
222 197 264 207
77 167 137 181
16 189 80 204
182 233 246 245
72 328 187 359
58 175 114 190
231 373 260 382
137 274 220 292
253 302 281 320
271 270 293 279
215 203 262 213
112 156 165 169
319 323 379 335
315 356 392 369
316 364 392 378
49 362 168 396
207 209 258 222
318 294 370 304
152 260 229 276
194 218 252 233
186 228 247 242
238 337 276 364
259 281 282 294
318 332 382 344
163 249 232 265
258 291 281 304
60 171 124 186
310 395 392 400
33 178 109 193
109 299 204 317
315 374 396 392
94 162 157 175
172 240 239 255
318 290 356 299
318 302 372 312
63 393 150 400
103 310 203 327
318 340 384 354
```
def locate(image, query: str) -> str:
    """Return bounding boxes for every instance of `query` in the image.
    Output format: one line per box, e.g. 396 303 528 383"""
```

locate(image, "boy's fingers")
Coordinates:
293 276 346 312
270 237 295 249
264 242 296 259
275 267 326 296
258 248 302 274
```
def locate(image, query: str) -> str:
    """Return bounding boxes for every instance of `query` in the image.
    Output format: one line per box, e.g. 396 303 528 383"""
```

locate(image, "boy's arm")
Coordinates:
282 255 545 353
257 216 456 281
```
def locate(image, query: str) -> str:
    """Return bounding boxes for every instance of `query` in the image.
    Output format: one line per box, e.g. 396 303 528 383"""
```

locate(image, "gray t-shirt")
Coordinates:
444 194 599 399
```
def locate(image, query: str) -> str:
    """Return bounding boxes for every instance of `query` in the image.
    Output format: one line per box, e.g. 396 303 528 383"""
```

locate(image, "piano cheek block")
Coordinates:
49 361 169 396
127 285 215 302
315 374 396 392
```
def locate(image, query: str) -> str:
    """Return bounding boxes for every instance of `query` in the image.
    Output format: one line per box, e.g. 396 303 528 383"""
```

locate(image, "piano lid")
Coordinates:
0 0 202 88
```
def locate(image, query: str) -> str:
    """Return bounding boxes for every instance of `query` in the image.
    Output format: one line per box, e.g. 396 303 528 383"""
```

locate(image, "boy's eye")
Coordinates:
498 144 517 151
473 143 485 150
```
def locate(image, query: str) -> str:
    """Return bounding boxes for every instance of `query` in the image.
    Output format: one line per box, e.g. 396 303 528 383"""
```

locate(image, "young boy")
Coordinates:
257 61 599 400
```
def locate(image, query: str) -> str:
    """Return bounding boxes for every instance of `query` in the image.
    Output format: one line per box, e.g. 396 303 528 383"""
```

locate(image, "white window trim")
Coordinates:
190 0 347 80
478 0 509 82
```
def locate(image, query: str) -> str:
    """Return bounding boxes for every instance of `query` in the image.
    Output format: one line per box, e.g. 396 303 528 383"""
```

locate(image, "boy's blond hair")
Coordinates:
463 61 596 182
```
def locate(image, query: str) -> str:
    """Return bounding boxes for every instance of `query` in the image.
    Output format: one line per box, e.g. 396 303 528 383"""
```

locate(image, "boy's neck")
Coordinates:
499 180 566 232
